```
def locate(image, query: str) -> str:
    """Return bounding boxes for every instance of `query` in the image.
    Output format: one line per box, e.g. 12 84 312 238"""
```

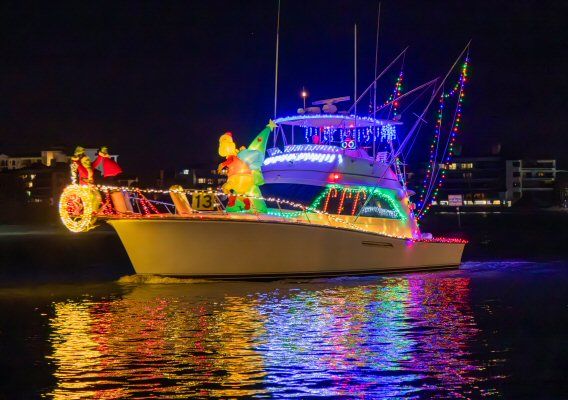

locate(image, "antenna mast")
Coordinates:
273 0 281 118
353 24 357 119
373 3 381 158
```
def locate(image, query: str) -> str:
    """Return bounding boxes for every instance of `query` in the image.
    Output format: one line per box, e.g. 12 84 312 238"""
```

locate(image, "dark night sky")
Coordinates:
1 0 566 178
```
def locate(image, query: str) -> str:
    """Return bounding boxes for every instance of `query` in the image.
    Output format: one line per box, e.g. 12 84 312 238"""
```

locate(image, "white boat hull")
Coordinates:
108 219 465 278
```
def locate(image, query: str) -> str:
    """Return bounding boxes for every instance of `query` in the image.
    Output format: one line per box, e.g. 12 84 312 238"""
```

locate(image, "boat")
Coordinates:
58 108 467 278
58 16 471 278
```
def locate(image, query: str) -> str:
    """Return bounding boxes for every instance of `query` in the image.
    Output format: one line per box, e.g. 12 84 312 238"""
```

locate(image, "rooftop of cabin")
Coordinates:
274 114 402 128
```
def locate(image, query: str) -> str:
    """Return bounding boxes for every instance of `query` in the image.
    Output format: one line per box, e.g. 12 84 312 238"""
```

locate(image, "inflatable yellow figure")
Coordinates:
217 132 255 210
217 122 275 212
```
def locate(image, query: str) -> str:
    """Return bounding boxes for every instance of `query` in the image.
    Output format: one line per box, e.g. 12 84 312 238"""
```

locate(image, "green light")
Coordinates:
310 184 407 221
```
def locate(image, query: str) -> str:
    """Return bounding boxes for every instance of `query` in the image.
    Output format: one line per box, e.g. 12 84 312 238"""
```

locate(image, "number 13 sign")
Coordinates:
191 193 215 210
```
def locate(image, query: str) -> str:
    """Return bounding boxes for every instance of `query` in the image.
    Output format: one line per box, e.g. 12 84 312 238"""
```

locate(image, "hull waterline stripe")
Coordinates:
138 264 460 281
361 241 394 248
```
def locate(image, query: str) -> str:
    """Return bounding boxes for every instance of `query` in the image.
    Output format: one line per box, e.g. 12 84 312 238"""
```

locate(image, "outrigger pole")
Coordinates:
273 0 281 119
354 24 358 121
391 40 471 163
418 47 471 214
374 78 439 114
347 47 408 113
354 41 472 222
372 3 381 159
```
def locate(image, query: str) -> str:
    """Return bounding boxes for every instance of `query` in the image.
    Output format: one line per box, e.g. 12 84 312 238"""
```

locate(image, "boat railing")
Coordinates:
58 183 466 243
59 183 374 235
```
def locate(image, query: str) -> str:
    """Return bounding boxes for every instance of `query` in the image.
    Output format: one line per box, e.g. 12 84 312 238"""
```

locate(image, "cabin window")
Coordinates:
261 183 326 207
311 185 405 220
261 183 405 220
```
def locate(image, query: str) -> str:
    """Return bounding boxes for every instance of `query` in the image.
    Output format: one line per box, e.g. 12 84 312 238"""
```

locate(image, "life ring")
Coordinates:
59 184 101 232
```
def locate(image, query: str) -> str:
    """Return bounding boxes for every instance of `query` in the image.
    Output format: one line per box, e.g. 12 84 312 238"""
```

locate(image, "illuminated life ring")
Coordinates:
59 184 101 232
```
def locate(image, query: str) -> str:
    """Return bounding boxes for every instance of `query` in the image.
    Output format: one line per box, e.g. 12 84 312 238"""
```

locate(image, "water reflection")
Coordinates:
47 277 497 398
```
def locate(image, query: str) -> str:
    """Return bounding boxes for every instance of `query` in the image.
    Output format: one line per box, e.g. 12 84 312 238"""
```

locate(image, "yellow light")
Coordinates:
59 184 101 233
64 184 431 241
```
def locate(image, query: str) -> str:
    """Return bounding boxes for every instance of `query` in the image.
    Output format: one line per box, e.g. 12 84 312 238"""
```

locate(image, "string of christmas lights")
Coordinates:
417 93 445 210
59 183 466 243
387 69 404 119
310 184 407 222
416 56 469 219
58 184 99 232
100 190 116 216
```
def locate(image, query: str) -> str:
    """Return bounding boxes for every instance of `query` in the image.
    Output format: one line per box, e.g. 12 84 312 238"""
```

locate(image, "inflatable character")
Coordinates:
93 146 123 178
70 146 93 185
217 120 276 213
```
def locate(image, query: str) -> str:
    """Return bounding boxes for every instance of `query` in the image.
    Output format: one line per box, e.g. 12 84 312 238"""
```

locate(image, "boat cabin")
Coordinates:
261 113 418 238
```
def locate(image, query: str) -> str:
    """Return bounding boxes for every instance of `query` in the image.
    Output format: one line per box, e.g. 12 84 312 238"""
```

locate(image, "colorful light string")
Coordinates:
310 184 407 222
58 183 466 243
416 56 469 219
387 69 404 119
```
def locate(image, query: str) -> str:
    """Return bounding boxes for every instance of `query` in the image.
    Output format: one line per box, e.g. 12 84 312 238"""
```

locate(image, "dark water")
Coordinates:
0 221 567 399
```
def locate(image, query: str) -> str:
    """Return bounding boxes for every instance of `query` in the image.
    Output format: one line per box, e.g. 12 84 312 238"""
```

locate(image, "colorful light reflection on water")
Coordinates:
42 273 504 399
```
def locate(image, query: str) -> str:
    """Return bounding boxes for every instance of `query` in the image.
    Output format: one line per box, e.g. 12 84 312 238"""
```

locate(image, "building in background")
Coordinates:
0 150 68 171
555 171 568 208
0 148 127 207
506 160 557 205
174 167 226 190
16 163 69 205
433 156 509 207
414 156 560 209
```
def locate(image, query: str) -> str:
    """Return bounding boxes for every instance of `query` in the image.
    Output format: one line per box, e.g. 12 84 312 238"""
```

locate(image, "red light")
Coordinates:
329 173 341 182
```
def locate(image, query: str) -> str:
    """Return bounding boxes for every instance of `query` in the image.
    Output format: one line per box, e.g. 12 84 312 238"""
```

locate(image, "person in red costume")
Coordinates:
70 146 93 185
93 146 122 178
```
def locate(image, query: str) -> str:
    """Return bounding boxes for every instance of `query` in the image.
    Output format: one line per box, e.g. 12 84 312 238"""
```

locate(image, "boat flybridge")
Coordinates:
59 104 466 278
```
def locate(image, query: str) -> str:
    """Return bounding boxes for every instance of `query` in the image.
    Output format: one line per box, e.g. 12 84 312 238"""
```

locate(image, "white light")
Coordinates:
359 206 399 219
263 152 345 166
380 125 397 142
284 144 341 154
